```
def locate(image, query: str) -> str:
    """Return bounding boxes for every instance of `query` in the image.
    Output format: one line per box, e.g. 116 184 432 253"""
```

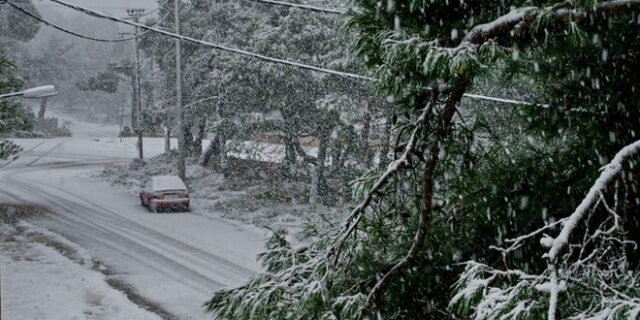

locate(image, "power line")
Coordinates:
464 93 549 108
241 0 346 14
7 2 153 42
45 0 373 81
7 1 157 11
9 0 344 15
43 0 548 107
23 66 118 71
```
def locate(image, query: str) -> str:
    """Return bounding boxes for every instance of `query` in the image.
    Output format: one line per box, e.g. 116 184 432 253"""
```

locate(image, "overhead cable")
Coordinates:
6 1 157 11
464 93 549 108
46 0 373 81
242 0 346 14
7 2 159 42
44 0 548 107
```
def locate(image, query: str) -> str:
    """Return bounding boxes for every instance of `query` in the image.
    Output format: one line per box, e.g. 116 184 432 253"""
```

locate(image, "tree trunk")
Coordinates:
330 137 343 174
379 103 393 168
360 110 372 168
162 124 171 153
283 129 297 170
199 133 219 167
193 116 206 158
37 97 48 121
331 125 355 174
310 128 329 204
219 132 227 171
183 122 194 156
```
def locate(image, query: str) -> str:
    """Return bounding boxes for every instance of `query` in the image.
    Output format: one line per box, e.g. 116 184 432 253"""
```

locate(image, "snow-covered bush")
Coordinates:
0 139 22 160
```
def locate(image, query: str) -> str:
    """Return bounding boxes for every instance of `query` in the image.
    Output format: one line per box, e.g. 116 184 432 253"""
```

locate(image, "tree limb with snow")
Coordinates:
453 140 640 320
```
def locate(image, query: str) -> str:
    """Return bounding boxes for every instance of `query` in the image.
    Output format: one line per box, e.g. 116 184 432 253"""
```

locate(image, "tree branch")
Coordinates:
328 94 436 263
365 79 469 309
459 0 640 50
547 139 640 263
544 139 640 320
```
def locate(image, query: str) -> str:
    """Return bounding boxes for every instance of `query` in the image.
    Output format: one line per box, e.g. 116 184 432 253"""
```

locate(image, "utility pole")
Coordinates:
175 0 186 180
127 8 145 160
1 1 10 48
1 2 7 30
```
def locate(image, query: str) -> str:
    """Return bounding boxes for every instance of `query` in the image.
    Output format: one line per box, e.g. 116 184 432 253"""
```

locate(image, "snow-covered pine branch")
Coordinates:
544 139 640 320
328 96 436 262
383 0 640 86
452 139 640 320
547 139 640 263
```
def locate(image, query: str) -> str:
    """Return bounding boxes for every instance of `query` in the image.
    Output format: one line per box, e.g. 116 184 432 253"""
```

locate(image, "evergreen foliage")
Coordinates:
0 48 34 159
205 0 640 319
1 1 41 159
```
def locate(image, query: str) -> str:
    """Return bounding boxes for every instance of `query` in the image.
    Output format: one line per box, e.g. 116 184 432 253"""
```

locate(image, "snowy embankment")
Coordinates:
1 220 160 320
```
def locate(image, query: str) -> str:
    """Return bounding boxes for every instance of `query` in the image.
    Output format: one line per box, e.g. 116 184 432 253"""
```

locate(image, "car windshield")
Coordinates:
151 176 187 192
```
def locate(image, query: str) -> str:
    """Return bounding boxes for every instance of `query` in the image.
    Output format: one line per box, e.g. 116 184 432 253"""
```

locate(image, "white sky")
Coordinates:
29 0 163 40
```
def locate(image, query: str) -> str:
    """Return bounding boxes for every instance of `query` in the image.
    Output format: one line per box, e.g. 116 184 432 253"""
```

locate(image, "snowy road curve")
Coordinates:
0 136 268 319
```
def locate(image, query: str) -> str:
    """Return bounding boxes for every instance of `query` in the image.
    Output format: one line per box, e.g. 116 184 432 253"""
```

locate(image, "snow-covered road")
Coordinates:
0 131 268 319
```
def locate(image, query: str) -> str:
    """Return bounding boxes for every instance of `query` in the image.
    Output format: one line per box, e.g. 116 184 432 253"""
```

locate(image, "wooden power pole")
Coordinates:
127 8 145 160
175 0 186 180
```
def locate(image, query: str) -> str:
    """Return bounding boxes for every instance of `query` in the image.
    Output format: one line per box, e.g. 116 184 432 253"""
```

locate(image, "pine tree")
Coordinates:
0 49 34 160
1 0 41 159
204 0 640 319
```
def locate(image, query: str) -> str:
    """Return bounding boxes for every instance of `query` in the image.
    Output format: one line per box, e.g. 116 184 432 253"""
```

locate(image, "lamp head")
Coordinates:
22 85 58 99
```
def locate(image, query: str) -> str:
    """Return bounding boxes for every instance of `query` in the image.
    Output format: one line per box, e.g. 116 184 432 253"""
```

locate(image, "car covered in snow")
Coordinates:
139 175 190 212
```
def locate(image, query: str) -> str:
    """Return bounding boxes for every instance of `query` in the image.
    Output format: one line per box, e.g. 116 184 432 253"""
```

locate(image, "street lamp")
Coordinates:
0 85 58 99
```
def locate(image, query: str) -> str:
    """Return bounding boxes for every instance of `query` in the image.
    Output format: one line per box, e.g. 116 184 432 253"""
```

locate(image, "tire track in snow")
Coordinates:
0 139 49 170
5 169 253 287
24 139 69 167
0 138 264 319
12 170 256 281
0 188 178 320
0 179 221 319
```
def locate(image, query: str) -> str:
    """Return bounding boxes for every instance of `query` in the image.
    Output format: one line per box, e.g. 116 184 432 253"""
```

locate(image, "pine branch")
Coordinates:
459 0 640 50
547 139 640 263
365 79 469 309
327 92 437 263
543 139 640 319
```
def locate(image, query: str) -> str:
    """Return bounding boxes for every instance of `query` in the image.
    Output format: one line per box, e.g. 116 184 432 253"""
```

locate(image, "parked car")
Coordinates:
140 175 190 212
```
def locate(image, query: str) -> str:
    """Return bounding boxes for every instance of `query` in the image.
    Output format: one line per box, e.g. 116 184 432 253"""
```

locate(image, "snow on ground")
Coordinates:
0 112 343 319
1 221 161 320
1 115 272 319
47 109 120 139
1 146 269 319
